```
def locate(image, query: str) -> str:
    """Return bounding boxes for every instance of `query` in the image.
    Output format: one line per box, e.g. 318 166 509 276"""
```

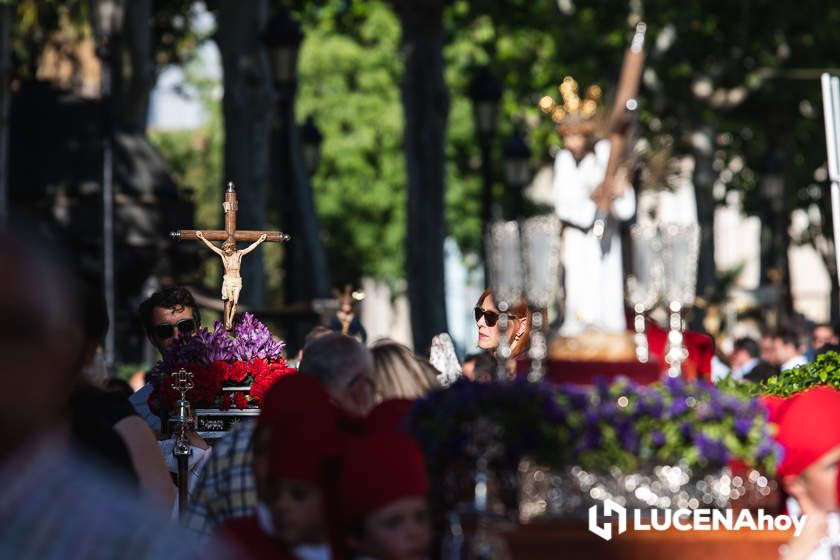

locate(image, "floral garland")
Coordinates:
408 376 780 476
554 376 779 474
759 351 840 397
150 313 294 410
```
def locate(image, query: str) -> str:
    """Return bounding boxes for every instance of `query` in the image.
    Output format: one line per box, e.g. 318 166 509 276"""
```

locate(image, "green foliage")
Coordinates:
149 50 229 294
296 1 407 285
761 351 840 396
12 0 204 80
714 373 761 400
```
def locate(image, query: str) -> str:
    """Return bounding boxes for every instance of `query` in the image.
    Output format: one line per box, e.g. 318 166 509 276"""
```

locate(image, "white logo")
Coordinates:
588 499 627 541
587 500 806 541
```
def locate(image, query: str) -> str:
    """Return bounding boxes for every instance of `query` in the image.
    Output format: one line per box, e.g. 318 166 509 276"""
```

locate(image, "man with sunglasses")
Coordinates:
139 286 202 355
131 286 202 432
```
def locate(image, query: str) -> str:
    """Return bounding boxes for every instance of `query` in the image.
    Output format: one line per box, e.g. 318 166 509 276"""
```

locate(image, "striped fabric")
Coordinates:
0 436 216 559
183 420 257 538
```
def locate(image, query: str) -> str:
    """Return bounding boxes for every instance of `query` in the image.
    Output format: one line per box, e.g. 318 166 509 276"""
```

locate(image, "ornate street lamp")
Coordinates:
503 130 532 219
299 116 323 176
264 6 303 89
467 66 502 278
468 66 503 138
263 7 311 352
89 0 124 378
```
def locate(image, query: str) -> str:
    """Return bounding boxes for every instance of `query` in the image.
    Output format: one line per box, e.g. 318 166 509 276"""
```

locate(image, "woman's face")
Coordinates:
476 295 501 351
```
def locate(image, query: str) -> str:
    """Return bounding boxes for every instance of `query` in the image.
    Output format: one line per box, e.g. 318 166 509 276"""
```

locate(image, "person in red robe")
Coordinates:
771 386 840 559
337 432 431 560
218 374 343 560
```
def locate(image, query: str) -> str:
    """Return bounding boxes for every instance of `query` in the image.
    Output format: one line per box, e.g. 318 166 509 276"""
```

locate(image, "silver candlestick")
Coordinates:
170 368 194 517
661 223 699 377
486 221 523 381
522 215 562 381
628 222 662 363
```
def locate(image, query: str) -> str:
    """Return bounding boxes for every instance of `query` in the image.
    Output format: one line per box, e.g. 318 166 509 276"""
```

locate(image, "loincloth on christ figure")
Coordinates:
221 274 243 301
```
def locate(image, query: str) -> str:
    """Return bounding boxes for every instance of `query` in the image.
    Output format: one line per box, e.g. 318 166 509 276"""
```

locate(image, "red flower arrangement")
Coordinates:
151 314 295 411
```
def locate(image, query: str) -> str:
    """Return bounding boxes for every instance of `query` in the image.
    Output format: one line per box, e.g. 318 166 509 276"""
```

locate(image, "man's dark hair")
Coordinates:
138 286 200 335
732 337 759 359
773 329 799 348
817 343 840 359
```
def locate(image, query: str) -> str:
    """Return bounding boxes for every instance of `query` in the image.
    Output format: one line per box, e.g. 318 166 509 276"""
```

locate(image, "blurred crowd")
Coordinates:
6 218 840 560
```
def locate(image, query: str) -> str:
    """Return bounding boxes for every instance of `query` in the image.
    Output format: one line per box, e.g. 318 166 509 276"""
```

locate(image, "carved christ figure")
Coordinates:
195 231 267 331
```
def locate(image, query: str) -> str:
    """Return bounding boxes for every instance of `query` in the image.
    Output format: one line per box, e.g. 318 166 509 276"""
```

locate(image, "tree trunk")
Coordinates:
270 83 331 353
0 4 10 225
690 124 716 332
392 0 449 352
216 0 273 307
118 0 154 133
288 114 331 300
758 153 793 328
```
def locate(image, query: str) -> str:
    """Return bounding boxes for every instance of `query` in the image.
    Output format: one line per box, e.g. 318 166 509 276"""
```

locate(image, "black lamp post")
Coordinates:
264 7 309 350
89 0 124 378
468 67 502 237
299 115 323 176
264 6 303 91
503 130 531 220
467 67 502 278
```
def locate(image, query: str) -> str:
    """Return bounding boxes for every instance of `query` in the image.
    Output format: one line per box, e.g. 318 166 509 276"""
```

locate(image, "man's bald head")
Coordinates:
298 332 374 415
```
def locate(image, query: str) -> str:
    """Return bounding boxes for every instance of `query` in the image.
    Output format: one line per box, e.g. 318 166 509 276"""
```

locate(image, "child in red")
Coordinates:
219 374 341 560
337 431 431 560
772 386 840 559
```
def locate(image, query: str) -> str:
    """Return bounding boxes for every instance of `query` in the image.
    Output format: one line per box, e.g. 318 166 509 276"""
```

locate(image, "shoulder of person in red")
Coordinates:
217 516 296 560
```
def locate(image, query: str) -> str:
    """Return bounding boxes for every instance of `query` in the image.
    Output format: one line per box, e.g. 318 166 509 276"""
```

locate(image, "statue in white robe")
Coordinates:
553 139 635 335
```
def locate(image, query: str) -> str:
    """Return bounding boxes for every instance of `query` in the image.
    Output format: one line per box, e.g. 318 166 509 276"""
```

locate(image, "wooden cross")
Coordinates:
171 182 291 245
171 182 290 330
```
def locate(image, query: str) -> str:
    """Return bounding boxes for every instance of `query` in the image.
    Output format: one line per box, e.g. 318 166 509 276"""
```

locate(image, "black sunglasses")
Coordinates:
474 307 500 327
153 319 197 341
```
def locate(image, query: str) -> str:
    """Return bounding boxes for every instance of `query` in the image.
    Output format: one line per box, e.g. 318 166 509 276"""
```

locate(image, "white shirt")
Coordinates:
781 355 808 372
730 357 760 381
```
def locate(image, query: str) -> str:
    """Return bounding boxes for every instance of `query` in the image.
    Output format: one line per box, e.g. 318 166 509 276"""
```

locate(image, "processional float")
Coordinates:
164 183 292 514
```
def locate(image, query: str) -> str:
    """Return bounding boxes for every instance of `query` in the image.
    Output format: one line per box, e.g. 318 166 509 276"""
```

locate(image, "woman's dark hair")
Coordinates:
138 286 200 335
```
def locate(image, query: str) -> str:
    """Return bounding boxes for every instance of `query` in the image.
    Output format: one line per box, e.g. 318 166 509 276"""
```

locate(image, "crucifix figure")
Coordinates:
171 182 290 331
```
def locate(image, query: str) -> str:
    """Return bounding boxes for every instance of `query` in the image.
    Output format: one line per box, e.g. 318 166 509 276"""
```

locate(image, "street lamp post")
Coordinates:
467 66 502 272
503 130 531 220
264 7 306 350
89 0 124 378
299 115 323 176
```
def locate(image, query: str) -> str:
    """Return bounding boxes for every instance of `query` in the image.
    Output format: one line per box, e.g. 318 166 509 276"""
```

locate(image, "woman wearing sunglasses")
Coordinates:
474 289 532 368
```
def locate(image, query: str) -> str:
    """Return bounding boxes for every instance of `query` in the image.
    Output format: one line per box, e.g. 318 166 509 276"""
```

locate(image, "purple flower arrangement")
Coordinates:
407 378 567 471
151 313 285 378
408 376 780 476
555 376 780 474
